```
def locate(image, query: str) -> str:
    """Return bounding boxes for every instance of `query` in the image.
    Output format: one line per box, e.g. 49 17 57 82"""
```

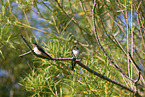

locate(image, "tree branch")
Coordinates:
76 61 134 93
19 51 32 57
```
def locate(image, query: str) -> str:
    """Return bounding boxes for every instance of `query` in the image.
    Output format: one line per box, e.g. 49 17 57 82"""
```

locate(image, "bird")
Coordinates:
31 43 53 60
71 45 79 70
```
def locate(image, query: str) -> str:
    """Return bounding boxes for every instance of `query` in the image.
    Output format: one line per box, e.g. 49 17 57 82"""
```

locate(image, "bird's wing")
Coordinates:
37 46 52 59
37 46 46 54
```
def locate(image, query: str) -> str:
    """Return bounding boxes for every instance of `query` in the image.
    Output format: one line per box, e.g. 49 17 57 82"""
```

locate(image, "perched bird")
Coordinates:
31 43 53 59
71 45 79 70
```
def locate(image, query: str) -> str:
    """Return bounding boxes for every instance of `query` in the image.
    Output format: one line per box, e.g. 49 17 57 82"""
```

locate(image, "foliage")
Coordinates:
0 0 145 96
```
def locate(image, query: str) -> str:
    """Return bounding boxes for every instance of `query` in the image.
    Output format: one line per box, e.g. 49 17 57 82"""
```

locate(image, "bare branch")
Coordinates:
76 61 135 93
129 53 141 71
19 51 32 57
135 71 141 84
34 0 44 18
53 58 81 61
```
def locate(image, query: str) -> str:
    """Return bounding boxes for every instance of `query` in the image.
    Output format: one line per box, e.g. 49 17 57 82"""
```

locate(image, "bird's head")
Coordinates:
32 43 37 47
73 45 79 50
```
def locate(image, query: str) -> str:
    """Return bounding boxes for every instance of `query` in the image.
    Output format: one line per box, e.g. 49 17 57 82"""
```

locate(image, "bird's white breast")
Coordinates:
33 47 41 55
73 49 79 58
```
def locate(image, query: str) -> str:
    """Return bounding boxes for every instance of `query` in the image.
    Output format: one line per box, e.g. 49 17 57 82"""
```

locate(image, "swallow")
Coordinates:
31 43 53 59
71 45 79 70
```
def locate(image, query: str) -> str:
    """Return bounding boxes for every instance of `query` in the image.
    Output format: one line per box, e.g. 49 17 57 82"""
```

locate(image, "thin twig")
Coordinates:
27 61 33 71
135 71 141 84
34 0 44 18
19 51 32 57
136 1 142 12
125 0 130 79
107 13 126 36
131 2 133 89
129 53 141 71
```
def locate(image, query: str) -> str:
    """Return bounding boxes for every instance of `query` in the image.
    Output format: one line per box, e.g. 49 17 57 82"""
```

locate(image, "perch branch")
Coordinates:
19 51 32 57
76 61 134 93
